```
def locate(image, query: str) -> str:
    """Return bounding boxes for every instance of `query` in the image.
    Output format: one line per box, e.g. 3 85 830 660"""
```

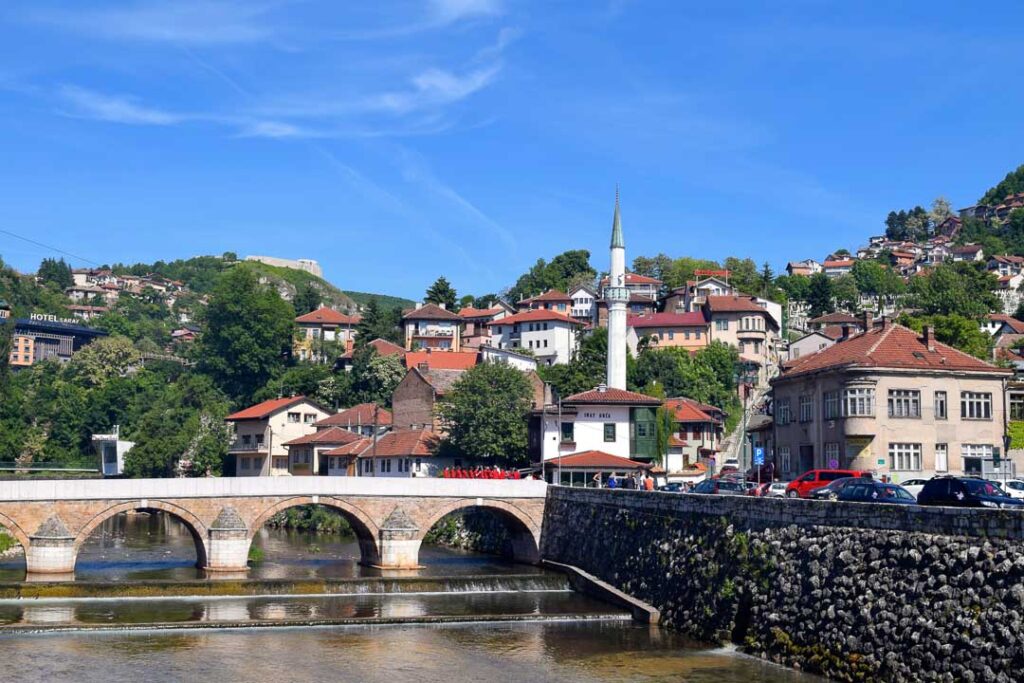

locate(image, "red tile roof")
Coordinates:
808 312 861 325
404 350 479 370
487 309 582 326
295 306 360 325
563 387 662 405
664 397 720 423
952 244 983 254
668 435 688 447
704 295 769 315
777 322 1009 380
315 403 393 429
283 426 363 447
225 396 315 421
987 314 1024 334
361 428 439 458
599 273 662 286
458 306 504 319
542 450 653 469
323 438 373 456
339 338 407 361
402 303 462 321
823 259 855 268
628 312 706 329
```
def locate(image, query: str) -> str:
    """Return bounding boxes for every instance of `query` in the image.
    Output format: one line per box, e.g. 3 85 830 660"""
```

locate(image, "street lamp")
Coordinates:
734 360 759 474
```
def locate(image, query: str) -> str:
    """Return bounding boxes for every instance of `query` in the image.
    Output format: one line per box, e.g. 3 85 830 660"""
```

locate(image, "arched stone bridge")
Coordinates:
0 478 547 577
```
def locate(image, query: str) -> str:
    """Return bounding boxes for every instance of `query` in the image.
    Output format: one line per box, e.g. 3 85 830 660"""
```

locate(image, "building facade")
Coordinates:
487 309 581 366
293 306 360 363
402 303 463 351
226 396 332 476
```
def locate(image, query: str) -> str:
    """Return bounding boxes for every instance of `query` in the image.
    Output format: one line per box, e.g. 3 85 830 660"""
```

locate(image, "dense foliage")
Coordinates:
979 164 1024 206
507 250 596 302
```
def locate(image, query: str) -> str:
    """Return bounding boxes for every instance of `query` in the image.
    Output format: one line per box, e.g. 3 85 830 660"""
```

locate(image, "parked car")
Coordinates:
897 478 930 499
692 479 747 496
808 476 867 501
1001 479 1024 499
837 481 917 505
747 482 772 497
766 482 790 498
658 482 685 493
786 469 873 499
917 476 1024 509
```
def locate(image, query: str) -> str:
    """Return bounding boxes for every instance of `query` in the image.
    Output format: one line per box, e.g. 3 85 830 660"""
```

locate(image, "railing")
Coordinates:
412 330 455 337
228 441 269 453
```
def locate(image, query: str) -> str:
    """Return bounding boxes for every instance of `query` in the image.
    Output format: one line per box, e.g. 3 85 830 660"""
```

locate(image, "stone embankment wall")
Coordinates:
541 488 1024 682
423 509 513 557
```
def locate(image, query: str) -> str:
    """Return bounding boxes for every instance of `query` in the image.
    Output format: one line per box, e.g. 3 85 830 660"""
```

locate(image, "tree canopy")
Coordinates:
907 262 999 319
508 250 595 302
425 276 458 310
980 164 1024 206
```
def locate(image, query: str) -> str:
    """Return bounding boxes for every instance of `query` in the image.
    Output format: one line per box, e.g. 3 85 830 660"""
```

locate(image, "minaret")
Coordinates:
605 189 628 390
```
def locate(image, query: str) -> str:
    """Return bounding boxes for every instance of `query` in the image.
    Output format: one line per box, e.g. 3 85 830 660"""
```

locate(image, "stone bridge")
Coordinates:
0 478 547 577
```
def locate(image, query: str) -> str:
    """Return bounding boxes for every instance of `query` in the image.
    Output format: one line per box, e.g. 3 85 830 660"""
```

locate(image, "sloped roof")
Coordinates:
563 387 662 405
987 314 1024 334
628 312 706 329
295 306 360 325
402 303 462 321
521 289 573 304
323 438 373 456
226 396 318 421
664 397 720 424
704 295 768 315
599 273 662 286
283 426 363 447
404 350 479 370
542 450 652 469
362 428 439 458
458 306 504 319
339 338 406 361
777 322 1009 380
315 403 393 428
487 309 581 326
808 312 861 325
411 367 467 394
823 259 855 267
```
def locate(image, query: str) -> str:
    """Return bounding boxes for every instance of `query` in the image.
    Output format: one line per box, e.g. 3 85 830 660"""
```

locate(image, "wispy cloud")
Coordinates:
428 0 503 24
57 85 183 125
27 1 276 46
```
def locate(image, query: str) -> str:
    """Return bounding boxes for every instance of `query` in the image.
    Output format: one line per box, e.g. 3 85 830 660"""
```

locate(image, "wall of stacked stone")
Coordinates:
422 509 514 557
541 487 1024 682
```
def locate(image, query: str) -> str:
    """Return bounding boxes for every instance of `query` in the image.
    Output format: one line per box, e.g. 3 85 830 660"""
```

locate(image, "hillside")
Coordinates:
242 261 356 312
342 290 415 310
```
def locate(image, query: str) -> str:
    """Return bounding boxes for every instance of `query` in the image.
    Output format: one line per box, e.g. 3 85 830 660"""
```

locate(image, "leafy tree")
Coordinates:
349 347 405 406
221 251 238 262
458 294 475 308
196 266 295 404
508 250 596 301
759 262 774 297
774 274 811 302
69 336 141 387
425 276 458 310
355 297 402 345
980 164 1024 206
37 258 73 290
252 363 334 404
930 196 953 225
723 257 760 295
898 313 993 359
293 281 321 316
908 262 999 319
885 206 931 242
437 362 534 464
831 274 860 312
631 254 674 282
806 272 834 318
654 405 673 467
831 248 851 257
851 260 906 301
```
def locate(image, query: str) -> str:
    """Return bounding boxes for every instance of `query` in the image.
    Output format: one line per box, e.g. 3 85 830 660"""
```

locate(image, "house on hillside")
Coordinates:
703 295 780 385
314 403 393 437
951 244 985 263
822 259 855 277
517 290 573 313
225 396 332 476
282 427 363 476
337 338 405 371
293 306 360 363
772 317 1012 482
487 309 582 366
402 303 463 351
458 305 509 349
626 312 709 355
569 284 599 325
786 260 822 277
663 397 725 473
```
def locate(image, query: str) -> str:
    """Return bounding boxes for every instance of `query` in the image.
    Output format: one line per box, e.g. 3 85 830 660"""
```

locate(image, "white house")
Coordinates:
487 309 582 366
225 396 332 476
787 330 840 361
822 259 855 277
480 345 540 372
569 284 598 324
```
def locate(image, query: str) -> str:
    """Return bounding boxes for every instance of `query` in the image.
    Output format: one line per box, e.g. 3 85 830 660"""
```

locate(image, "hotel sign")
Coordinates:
30 313 79 325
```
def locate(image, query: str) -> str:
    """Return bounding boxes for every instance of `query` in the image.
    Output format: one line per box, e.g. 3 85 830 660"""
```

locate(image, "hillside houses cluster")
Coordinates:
65 268 196 324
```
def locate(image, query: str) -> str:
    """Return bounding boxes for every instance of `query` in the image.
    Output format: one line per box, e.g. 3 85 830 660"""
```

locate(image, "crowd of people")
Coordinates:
599 471 655 491
441 466 523 479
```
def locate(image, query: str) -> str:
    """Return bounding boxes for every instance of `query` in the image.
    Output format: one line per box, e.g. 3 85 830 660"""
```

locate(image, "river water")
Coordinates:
0 512 816 682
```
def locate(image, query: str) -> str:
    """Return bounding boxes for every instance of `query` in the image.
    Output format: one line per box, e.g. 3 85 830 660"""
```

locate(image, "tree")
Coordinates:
908 262 999 319
759 262 774 297
980 164 1024 206
539 328 608 399
355 297 402 345
425 276 458 310
196 266 295 404
437 363 534 464
350 348 405 406
293 281 321 316
930 196 953 225
69 336 141 387
885 206 931 242
831 275 860 312
832 248 851 257
774 274 811 302
37 258 73 290
899 313 993 359
723 257 759 294
632 254 673 282
806 272 834 318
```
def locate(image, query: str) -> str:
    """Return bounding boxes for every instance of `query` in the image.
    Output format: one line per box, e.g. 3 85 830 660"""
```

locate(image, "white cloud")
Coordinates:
236 120 308 138
28 1 273 46
57 85 183 125
428 0 503 23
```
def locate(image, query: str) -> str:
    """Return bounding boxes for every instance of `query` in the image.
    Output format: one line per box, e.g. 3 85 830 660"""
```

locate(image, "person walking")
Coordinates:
644 474 654 491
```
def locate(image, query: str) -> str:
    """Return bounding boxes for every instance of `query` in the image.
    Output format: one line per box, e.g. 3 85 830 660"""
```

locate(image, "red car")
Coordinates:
785 469 872 499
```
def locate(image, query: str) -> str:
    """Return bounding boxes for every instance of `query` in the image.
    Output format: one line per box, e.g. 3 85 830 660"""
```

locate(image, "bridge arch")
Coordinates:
0 510 32 554
74 500 209 569
249 496 382 566
418 499 542 564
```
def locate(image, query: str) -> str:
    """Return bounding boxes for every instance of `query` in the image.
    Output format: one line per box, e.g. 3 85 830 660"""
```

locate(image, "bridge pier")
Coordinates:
25 515 77 577
375 507 422 569
205 507 250 572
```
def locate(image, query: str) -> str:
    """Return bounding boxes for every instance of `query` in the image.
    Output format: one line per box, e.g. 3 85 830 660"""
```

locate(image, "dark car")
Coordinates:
808 476 870 501
692 479 747 496
837 481 917 505
917 476 1024 509
658 482 685 493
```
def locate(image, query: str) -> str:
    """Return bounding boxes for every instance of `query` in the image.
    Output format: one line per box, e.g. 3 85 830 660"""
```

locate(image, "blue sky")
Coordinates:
1 1 1023 299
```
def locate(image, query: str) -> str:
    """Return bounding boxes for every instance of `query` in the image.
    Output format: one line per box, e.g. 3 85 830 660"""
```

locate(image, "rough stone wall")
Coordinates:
423 509 514 557
542 488 1024 682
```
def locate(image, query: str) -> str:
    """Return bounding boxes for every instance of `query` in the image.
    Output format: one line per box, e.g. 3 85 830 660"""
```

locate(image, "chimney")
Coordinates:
840 324 850 342
417 362 430 373
415 302 423 310
596 383 608 393
439 303 446 310
923 325 936 352
860 311 873 330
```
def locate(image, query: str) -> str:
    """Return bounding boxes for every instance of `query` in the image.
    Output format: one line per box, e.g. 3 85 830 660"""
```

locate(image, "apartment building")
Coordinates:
402 303 463 351
225 396 332 476
487 309 582 365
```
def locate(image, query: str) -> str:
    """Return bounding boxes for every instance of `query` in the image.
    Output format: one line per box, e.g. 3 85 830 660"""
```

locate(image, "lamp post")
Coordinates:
734 361 759 475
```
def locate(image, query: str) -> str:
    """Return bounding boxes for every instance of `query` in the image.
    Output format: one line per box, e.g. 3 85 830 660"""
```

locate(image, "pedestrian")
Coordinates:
608 474 618 489
644 474 654 491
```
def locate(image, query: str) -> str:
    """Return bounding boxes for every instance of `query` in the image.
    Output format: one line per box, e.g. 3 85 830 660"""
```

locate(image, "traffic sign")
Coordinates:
753 447 764 466
828 459 839 469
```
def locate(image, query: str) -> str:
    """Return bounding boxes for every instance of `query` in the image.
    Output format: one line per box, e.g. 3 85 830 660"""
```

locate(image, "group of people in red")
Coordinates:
441 466 522 479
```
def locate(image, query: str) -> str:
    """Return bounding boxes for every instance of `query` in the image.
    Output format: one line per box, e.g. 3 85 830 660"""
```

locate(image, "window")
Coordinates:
799 396 814 423
887 390 920 418
560 421 575 443
935 443 948 472
889 443 922 471
1011 392 1024 421
242 434 252 446
255 434 264 446
961 444 993 460
716 319 728 331
775 398 791 426
287 412 300 423
824 442 840 464
823 391 840 419
382 459 392 473
604 423 616 442
240 457 250 470
778 446 791 473
961 392 992 420
934 391 947 420
304 413 317 424
843 388 875 417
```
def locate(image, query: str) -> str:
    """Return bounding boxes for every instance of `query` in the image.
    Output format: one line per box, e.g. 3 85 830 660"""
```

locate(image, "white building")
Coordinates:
480 345 540 372
536 387 662 462
487 309 581 366
226 396 331 476
569 284 598 325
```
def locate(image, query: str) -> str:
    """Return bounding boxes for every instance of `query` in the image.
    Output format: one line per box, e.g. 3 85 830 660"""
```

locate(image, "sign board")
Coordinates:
753 447 764 466
828 459 839 469
30 312 79 325
877 458 886 466
693 269 731 279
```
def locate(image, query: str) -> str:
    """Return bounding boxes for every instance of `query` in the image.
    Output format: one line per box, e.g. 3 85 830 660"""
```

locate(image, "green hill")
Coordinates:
342 290 415 310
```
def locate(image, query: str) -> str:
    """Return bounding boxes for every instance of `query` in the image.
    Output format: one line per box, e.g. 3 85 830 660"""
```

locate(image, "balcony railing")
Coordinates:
229 441 269 453
411 330 455 337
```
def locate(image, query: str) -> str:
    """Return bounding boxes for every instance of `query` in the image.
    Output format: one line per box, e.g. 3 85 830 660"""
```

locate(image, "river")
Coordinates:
0 512 816 682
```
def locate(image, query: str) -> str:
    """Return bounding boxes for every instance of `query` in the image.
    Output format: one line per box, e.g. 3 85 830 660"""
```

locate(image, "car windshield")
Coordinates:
963 479 1003 497
878 485 913 500
718 481 745 491
1008 481 1024 491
